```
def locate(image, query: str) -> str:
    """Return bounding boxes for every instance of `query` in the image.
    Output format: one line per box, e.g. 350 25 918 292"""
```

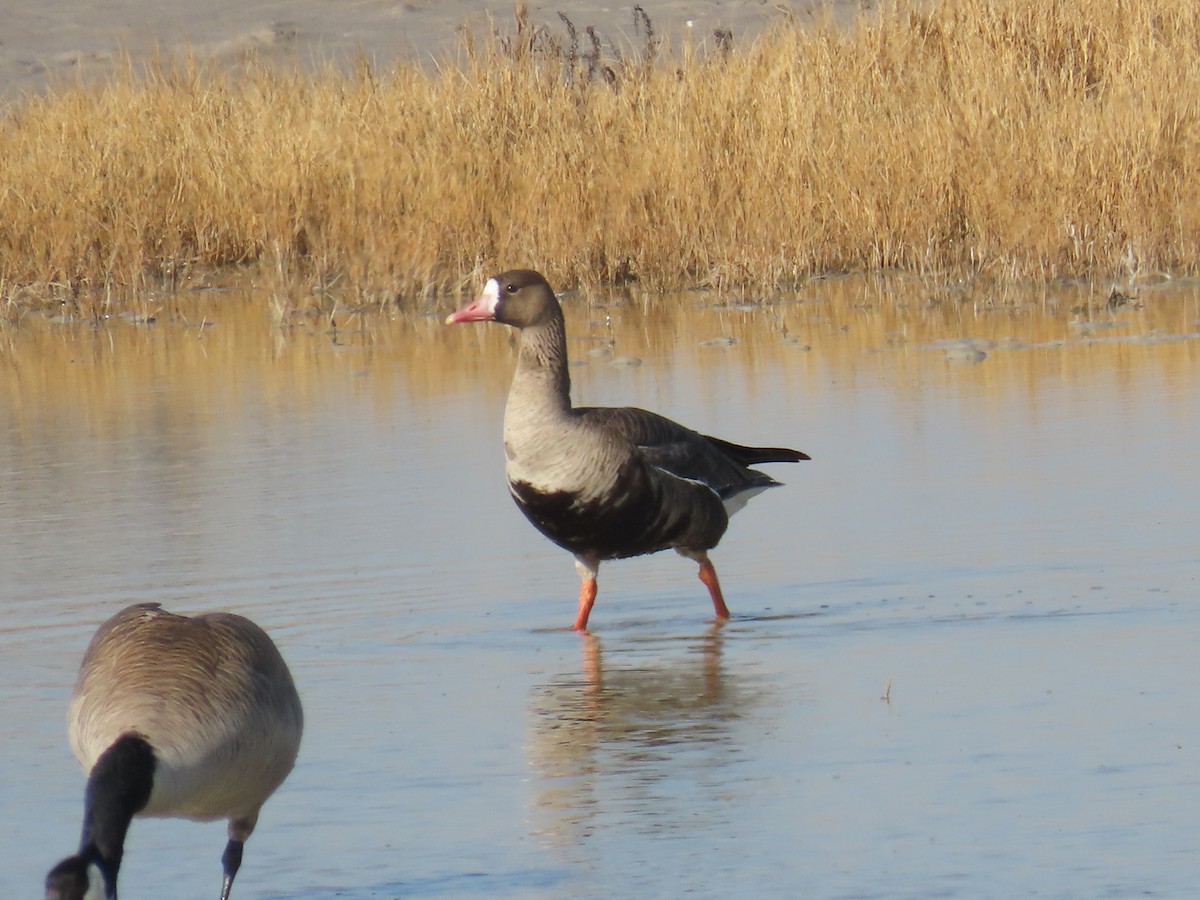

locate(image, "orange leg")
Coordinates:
696 555 731 619
573 577 598 631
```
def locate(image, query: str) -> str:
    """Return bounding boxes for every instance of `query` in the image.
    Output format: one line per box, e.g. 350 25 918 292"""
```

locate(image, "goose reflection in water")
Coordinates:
525 625 759 851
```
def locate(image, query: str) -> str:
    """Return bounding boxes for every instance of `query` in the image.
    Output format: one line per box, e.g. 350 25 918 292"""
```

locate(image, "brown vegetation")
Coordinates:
1 0 1198 312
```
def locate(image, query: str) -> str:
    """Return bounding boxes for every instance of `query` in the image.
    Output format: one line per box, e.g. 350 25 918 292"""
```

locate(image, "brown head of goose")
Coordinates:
447 269 809 630
45 603 303 900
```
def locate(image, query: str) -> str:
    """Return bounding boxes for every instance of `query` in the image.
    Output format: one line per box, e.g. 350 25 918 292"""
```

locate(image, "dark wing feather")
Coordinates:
576 406 802 499
702 434 810 465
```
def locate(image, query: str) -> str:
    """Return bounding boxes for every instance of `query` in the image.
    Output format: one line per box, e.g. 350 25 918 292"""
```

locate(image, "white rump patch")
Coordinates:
721 484 770 517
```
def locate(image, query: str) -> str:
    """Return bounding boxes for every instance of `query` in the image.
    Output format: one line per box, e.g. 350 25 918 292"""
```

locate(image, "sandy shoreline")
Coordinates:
1 1 867 102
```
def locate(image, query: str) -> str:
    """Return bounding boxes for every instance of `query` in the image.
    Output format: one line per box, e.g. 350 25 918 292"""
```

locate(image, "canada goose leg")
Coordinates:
219 839 243 900
220 815 257 900
573 556 600 631
694 553 731 619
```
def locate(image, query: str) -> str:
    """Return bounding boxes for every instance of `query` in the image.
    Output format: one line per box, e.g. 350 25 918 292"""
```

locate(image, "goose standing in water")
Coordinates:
447 269 809 630
45 603 304 900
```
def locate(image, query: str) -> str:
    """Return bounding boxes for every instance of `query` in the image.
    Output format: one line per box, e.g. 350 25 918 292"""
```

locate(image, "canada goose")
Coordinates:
446 270 809 630
45 603 303 900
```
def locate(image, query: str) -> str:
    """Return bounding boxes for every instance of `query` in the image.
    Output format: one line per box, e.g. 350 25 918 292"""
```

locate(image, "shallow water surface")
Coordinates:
2 276 1198 898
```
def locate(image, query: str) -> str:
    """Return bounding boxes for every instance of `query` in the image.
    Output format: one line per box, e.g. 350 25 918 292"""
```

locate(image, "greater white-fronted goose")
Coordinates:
447 269 809 630
45 603 304 900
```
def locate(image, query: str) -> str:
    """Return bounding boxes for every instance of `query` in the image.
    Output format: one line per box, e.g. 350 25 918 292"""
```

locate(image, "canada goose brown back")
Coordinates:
45 603 303 900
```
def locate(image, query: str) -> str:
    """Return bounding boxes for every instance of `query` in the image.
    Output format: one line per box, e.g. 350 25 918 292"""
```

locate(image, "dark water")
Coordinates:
2 276 1198 898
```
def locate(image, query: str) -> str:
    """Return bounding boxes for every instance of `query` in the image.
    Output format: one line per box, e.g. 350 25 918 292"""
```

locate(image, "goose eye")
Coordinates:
506 283 517 293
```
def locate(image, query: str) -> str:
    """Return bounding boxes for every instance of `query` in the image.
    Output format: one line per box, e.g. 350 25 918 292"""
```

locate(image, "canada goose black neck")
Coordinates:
84 735 156 878
46 734 156 900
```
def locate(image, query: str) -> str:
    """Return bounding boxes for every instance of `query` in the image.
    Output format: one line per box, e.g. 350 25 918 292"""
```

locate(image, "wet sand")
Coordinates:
1 0 870 102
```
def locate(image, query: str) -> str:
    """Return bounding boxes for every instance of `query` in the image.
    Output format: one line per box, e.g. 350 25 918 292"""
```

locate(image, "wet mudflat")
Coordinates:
2 275 1197 898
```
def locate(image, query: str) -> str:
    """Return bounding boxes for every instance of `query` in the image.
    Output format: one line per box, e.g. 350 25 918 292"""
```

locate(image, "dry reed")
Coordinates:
1 0 1199 312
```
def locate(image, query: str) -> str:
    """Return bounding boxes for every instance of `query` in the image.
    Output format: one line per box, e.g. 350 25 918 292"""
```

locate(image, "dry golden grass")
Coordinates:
2 0 1199 312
